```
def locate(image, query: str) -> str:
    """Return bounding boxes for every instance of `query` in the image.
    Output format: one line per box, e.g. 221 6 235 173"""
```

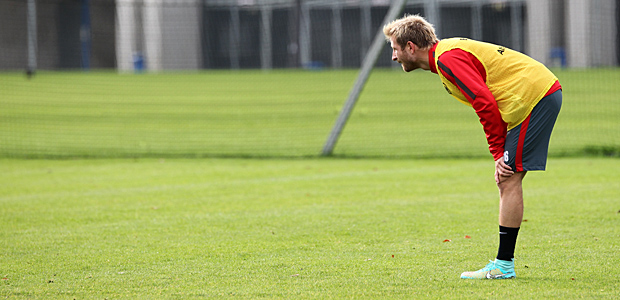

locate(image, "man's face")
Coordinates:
390 37 416 72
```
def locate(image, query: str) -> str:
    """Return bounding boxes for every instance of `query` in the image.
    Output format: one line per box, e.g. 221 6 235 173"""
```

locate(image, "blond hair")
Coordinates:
383 14 439 50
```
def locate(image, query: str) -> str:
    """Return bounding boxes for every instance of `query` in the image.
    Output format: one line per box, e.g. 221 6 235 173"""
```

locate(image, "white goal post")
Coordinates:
321 0 407 156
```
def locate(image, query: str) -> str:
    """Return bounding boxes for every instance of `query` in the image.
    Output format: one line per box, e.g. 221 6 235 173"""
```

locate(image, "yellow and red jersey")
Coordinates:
428 38 561 160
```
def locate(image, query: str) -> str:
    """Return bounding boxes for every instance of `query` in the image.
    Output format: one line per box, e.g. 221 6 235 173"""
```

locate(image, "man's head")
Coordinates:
383 14 439 72
383 14 439 51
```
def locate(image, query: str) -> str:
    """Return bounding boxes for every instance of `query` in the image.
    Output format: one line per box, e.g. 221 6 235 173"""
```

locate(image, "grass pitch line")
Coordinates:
0 167 424 202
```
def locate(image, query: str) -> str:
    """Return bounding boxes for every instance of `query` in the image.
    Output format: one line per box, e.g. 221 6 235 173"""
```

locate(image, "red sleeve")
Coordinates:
436 49 507 160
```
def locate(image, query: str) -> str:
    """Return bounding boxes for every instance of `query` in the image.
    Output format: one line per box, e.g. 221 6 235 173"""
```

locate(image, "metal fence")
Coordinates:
0 0 617 72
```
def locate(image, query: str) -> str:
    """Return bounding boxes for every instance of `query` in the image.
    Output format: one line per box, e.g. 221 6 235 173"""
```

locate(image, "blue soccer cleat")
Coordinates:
460 259 516 279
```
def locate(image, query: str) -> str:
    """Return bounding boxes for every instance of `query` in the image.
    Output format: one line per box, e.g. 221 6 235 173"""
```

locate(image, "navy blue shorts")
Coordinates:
503 90 562 172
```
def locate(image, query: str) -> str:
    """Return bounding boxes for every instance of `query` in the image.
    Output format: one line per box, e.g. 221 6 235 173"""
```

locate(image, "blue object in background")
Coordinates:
549 47 566 68
80 0 91 70
133 52 145 73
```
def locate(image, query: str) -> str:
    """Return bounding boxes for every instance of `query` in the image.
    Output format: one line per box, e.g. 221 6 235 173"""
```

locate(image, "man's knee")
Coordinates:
497 171 526 191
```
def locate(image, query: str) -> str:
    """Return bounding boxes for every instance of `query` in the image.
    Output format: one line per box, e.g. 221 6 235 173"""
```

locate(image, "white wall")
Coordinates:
116 0 202 72
565 0 616 67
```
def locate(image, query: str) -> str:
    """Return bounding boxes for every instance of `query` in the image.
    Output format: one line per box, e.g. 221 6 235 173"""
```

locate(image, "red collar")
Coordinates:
428 42 438 74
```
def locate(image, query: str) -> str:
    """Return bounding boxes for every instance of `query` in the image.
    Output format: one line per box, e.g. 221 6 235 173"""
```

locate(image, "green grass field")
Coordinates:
1 69 619 298
1 157 619 298
1 69 619 158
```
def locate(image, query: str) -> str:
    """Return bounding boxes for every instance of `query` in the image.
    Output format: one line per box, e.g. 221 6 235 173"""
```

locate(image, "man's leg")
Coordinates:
498 171 526 228
460 172 525 279
496 171 526 266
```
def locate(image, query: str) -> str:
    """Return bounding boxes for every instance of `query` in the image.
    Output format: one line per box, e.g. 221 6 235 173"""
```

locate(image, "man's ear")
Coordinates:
406 41 417 54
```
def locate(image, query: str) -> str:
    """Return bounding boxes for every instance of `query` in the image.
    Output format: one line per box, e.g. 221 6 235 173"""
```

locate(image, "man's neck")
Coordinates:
416 49 431 71
420 50 431 71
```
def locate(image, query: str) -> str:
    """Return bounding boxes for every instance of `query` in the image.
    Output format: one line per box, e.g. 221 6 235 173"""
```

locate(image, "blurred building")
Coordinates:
0 0 617 71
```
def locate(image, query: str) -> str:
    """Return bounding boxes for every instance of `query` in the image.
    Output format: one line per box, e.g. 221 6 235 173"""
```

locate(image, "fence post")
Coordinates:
27 0 37 77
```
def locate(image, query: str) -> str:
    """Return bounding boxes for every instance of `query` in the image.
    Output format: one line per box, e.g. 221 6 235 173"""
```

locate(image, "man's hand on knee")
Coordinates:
495 157 514 183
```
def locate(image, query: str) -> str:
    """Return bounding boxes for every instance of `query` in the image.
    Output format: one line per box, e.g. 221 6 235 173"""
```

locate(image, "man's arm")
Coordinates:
436 49 507 161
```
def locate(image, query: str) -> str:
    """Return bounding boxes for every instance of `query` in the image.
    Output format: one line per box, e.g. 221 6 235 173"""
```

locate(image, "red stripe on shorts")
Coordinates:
515 115 532 172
